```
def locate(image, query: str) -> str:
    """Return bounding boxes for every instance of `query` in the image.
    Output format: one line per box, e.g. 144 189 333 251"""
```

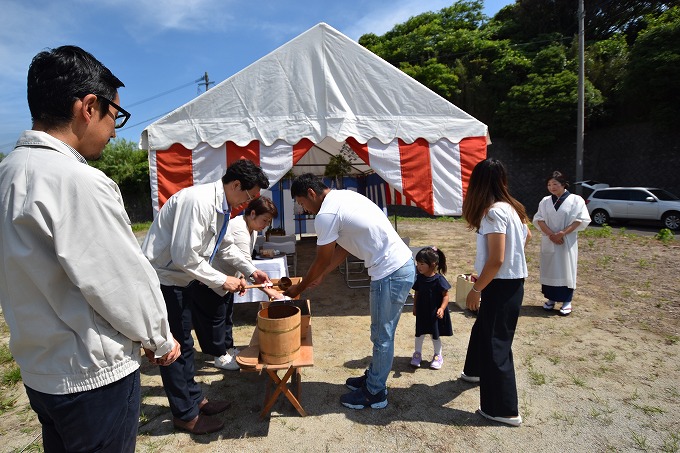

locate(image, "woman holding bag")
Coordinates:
460 158 531 427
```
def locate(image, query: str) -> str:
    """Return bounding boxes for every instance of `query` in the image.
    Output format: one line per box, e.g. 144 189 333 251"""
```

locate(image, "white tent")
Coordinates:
141 22 489 217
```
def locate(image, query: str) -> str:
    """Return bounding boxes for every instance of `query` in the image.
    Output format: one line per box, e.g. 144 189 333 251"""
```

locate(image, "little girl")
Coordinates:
411 247 453 370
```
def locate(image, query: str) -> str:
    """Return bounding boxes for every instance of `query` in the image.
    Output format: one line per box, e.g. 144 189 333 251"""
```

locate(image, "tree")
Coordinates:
89 139 149 193
89 138 152 221
496 69 603 149
623 6 680 126
324 144 355 189
585 33 629 121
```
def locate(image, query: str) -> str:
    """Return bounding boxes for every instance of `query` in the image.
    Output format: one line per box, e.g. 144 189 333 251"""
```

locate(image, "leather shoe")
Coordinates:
199 398 231 415
173 414 224 434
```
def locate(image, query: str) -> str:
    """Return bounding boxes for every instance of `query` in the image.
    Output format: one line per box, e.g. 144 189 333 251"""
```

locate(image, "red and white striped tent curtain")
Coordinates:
149 135 486 216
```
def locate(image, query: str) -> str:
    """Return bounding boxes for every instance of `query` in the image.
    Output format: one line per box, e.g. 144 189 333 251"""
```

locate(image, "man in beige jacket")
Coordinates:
0 46 179 452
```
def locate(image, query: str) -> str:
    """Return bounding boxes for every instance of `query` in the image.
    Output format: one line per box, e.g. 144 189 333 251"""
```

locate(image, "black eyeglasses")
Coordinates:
96 95 131 129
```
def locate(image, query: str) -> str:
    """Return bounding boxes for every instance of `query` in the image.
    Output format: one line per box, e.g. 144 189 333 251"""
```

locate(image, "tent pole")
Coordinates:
279 180 284 230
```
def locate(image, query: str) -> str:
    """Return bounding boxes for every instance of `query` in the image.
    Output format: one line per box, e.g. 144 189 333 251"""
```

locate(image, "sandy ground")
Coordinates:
1 219 679 452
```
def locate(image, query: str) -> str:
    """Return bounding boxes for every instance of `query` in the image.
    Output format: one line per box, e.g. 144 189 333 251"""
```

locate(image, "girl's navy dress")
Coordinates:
412 273 453 338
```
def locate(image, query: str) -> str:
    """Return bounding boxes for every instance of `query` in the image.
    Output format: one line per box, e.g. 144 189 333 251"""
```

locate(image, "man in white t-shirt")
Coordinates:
285 174 415 410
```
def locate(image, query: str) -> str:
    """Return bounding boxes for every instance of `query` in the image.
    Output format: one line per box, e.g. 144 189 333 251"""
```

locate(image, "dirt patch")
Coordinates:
1 219 679 452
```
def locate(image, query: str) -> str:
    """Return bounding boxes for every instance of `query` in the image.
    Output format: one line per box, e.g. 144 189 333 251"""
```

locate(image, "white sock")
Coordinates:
414 335 425 353
432 338 442 357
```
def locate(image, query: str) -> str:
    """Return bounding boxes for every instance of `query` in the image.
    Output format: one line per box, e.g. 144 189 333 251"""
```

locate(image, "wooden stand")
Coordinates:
237 325 314 419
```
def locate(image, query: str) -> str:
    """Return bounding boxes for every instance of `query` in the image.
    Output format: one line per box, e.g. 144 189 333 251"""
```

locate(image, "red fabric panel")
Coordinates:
293 138 315 164
156 143 193 208
399 138 433 214
226 140 260 166
345 137 370 165
225 141 261 216
459 136 487 199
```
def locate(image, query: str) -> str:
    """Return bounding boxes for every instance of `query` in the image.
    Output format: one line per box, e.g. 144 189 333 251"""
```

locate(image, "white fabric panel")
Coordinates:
192 143 227 185
366 138 404 194
430 139 463 215
260 140 295 186
141 23 488 151
148 150 160 216
282 192 296 235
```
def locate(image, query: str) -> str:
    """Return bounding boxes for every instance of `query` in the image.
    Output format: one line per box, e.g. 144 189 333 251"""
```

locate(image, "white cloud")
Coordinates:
342 0 452 40
81 0 237 36
0 1 75 87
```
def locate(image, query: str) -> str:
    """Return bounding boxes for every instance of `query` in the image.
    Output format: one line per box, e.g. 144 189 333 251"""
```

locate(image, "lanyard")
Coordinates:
209 202 230 264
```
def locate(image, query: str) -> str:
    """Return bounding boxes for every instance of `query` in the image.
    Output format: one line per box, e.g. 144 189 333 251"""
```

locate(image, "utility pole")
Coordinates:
198 72 215 92
576 0 585 194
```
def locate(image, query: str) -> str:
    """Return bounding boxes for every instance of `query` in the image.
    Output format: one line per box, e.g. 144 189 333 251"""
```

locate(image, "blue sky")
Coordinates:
0 0 513 153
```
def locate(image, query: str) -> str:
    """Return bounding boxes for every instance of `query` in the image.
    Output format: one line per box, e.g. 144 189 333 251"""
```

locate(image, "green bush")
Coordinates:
655 228 675 244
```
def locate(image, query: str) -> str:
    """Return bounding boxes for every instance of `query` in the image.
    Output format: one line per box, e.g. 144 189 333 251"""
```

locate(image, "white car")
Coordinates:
585 187 680 230
573 180 609 198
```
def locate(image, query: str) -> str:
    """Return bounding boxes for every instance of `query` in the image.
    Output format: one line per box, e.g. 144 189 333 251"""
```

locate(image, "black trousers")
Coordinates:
159 284 233 421
188 281 235 355
463 278 524 417
25 370 140 453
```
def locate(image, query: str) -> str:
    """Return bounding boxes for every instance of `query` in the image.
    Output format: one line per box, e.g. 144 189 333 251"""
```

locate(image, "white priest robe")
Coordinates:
533 193 591 289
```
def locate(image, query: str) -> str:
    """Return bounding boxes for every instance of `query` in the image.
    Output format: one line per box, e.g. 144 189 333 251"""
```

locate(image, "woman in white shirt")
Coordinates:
460 158 531 427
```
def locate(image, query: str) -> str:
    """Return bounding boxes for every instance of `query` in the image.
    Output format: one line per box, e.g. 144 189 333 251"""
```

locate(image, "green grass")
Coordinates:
597 255 613 268
570 374 587 388
131 221 152 232
631 431 649 450
0 344 12 364
581 224 613 238
603 351 616 362
661 432 680 453
630 401 665 415
665 335 679 345
0 395 18 414
1 365 21 386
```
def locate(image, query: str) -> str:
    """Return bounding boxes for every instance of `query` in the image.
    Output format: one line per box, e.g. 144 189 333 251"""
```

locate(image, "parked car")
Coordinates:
585 187 680 230
574 180 609 191
574 180 609 198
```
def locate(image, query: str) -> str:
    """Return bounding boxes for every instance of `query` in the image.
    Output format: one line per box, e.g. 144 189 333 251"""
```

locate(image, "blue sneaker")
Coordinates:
340 385 388 410
345 370 368 391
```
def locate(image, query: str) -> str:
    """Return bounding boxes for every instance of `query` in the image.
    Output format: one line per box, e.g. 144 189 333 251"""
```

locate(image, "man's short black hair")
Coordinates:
290 173 328 198
27 45 124 130
221 159 269 190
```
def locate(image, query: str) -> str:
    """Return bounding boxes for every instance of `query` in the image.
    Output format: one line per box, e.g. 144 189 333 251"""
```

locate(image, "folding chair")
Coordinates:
341 253 369 288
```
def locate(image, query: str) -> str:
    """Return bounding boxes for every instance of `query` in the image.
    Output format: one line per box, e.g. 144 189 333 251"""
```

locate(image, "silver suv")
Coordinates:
585 187 680 230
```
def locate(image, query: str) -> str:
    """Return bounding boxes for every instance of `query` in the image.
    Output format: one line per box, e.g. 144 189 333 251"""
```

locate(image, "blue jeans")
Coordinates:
25 370 140 453
365 258 416 395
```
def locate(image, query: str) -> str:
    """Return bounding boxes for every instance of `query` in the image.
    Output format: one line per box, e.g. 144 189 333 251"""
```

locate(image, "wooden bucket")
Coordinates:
257 305 301 364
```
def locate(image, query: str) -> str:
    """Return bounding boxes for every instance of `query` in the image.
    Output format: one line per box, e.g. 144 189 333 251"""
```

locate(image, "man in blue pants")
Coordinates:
285 173 415 409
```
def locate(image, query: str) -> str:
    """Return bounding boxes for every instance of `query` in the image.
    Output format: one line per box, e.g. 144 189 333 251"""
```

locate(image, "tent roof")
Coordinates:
141 22 488 151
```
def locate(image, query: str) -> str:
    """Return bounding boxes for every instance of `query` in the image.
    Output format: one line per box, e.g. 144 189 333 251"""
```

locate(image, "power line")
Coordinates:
127 77 203 108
